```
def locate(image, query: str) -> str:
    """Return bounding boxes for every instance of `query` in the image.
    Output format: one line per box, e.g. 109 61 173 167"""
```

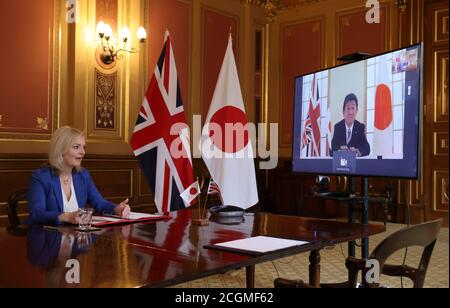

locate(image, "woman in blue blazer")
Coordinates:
26 126 130 225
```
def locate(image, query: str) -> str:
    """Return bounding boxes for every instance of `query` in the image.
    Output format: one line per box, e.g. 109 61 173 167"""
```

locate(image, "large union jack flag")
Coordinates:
131 31 199 213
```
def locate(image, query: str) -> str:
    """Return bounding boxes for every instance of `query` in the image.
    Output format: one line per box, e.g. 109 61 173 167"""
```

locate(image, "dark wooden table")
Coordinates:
0 210 385 288
307 192 390 259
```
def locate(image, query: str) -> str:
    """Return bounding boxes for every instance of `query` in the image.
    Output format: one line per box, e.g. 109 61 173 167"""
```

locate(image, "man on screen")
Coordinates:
331 93 370 157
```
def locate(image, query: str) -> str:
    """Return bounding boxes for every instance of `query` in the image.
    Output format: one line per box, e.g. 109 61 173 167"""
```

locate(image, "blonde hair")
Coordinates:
48 126 84 173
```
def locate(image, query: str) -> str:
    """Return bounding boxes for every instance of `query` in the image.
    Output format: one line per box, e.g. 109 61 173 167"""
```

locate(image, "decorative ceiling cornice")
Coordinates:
240 0 280 23
240 0 328 23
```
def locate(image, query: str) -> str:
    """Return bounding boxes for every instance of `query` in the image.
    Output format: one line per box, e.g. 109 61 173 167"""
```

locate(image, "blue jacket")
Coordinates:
27 226 96 268
26 167 116 225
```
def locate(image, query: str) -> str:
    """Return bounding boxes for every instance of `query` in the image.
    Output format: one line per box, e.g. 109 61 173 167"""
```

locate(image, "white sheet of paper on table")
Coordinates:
213 236 309 254
126 212 165 220
92 212 165 222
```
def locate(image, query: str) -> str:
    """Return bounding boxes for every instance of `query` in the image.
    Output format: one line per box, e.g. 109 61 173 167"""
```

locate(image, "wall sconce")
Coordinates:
96 21 147 67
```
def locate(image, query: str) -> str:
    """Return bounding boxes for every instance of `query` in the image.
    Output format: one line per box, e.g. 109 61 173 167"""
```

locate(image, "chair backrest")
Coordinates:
6 189 28 226
368 219 443 288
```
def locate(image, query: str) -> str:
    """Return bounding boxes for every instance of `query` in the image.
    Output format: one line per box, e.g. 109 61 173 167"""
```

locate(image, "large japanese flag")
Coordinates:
199 35 258 210
373 55 393 157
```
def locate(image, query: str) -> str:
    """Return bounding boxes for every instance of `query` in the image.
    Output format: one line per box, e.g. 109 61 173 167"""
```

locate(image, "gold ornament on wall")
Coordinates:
0 114 2 127
36 117 48 130
95 69 116 129
444 178 449 202
240 0 280 23
395 0 408 12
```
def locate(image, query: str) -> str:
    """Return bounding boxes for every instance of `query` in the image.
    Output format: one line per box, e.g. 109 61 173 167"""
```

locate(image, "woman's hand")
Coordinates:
115 198 130 218
58 211 78 224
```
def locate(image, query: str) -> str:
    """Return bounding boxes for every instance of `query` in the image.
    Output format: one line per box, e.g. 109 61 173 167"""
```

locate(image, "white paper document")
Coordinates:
213 236 309 253
92 216 121 222
126 212 164 220
92 212 164 222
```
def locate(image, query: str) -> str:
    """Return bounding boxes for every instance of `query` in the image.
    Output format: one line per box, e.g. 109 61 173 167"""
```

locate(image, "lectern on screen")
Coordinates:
292 43 423 179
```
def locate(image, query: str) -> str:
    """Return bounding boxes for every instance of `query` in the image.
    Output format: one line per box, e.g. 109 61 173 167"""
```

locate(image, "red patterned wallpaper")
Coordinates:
202 8 238 120
0 0 54 134
96 0 118 32
337 6 388 58
281 20 323 145
148 0 190 111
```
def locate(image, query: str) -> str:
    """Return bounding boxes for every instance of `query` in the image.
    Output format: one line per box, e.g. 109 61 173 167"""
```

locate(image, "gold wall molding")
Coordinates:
95 69 117 130
444 178 449 203
36 117 49 130
434 131 449 156
433 50 448 123
407 179 421 206
434 8 449 43
433 170 449 211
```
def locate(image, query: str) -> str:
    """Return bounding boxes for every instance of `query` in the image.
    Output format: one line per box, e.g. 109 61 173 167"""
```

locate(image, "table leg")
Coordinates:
309 250 321 287
361 200 369 259
348 202 355 257
246 265 255 288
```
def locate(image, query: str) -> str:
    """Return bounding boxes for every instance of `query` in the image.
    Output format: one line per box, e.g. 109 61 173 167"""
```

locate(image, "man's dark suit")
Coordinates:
331 119 370 157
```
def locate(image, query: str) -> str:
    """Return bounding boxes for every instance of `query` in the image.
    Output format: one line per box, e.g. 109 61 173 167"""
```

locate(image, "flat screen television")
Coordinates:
292 43 423 179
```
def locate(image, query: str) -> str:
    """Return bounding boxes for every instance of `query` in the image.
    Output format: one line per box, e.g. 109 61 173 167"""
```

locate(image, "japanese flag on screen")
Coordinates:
373 55 394 157
199 35 258 210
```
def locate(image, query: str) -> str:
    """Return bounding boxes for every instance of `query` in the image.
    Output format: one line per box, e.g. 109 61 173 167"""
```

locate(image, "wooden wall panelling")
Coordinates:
423 0 448 225
268 159 337 218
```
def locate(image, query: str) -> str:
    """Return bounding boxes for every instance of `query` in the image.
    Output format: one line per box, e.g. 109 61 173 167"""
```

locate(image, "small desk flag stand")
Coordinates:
192 178 209 226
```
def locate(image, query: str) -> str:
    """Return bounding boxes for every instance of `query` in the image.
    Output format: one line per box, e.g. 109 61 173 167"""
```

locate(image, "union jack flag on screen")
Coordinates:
130 31 199 213
301 74 321 157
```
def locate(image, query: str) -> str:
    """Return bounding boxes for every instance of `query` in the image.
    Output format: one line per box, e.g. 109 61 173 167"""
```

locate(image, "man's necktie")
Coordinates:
346 129 351 144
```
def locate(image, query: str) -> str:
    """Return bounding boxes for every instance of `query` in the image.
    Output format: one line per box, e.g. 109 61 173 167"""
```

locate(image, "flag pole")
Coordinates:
202 189 210 221
196 177 201 219
192 177 209 226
